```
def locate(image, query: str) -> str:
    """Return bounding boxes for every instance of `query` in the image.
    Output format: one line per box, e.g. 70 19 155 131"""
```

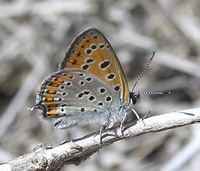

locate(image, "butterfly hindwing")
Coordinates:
35 70 121 128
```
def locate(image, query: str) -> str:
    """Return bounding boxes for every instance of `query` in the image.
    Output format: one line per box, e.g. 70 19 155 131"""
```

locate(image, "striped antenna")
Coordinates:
131 51 156 92
130 51 171 104
130 91 171 105
139 91 171 95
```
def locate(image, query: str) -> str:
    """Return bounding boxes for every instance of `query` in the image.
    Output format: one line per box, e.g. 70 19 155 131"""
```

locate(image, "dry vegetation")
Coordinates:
0 0 200 171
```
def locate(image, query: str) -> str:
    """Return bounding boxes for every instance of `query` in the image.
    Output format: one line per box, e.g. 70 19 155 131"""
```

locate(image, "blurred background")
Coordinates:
0 0 200 171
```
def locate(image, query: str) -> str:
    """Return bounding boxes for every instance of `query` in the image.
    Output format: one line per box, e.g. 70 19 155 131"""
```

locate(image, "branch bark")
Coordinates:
1 108 200 171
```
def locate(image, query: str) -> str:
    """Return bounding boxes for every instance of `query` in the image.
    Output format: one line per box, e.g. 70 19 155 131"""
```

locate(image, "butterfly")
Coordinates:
32 28 154 134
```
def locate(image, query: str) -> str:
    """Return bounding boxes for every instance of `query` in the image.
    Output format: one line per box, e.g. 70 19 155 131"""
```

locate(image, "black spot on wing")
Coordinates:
100 60 110 70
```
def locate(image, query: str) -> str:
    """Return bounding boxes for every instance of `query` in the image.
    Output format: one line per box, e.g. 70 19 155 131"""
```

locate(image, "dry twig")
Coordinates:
0 108 199 171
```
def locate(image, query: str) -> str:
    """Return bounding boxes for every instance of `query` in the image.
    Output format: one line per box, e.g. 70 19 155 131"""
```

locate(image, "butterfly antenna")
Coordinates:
139 91 171 95
131 51 156 92
130 90 171 105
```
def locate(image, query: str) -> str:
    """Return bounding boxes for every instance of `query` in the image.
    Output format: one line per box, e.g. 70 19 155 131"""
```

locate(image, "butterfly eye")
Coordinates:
130 92 140 105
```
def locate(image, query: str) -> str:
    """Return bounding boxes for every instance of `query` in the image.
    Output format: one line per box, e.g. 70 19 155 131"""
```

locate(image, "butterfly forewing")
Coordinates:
35 69 121 128
59 28 130 105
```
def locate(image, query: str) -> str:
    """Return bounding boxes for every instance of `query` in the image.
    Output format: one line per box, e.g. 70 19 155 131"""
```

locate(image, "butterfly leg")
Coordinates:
131 108 141 120
98 112 113 144
119 112 129 136
98 124 107 144
143 111 151 119
131 108 148 126
70 139 83 151
119 108 143 135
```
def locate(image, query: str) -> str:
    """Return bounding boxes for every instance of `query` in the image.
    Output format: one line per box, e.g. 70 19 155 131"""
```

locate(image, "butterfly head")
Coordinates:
130 92 140 105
